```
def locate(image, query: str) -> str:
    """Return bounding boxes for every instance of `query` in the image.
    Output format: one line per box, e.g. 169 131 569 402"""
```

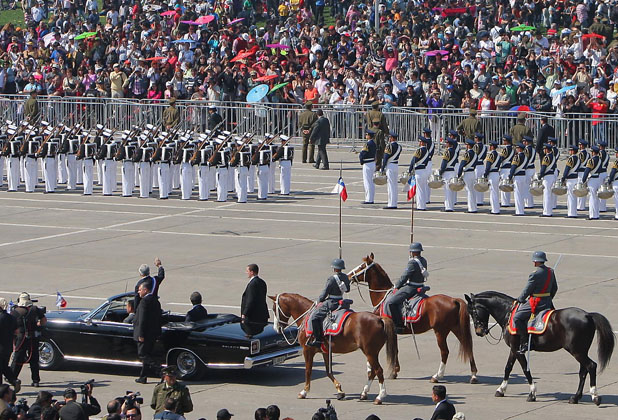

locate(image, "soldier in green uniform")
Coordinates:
150 366 193 416
24 90 40 121
509 114 533 143
456 108 481 139
162 98 180 130
298 102 318 163
365 101 389 171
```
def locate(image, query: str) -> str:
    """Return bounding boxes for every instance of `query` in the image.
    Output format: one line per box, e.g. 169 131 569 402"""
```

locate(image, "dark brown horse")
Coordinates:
269 293 398 404
348 253 478 383
465 291 615 404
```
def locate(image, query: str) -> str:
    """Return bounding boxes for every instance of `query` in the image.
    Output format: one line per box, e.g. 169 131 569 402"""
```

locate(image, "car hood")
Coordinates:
199 322 298 345
46 309 91 322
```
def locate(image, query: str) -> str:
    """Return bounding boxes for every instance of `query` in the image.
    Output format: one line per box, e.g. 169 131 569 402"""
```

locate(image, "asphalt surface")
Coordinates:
1 148 617 420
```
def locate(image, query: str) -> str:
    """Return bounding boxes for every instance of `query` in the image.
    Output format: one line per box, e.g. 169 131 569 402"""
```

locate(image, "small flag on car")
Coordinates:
56 291 67 308
331 177 348 202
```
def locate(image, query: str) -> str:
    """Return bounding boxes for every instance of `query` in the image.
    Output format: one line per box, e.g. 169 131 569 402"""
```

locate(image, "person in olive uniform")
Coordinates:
456 109 481 139
513 251 557 354
24 90 40 121
509 115 533 143
298 102 318 163
162 98 180 130
150 366 193 416
365 102 389 171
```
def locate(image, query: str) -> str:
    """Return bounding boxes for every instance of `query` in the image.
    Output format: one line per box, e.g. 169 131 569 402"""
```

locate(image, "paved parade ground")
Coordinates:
1 148 617 420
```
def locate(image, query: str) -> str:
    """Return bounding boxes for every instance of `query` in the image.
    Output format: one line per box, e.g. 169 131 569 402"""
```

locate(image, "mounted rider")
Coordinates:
386 242 429 334
513 251 558 354
308 259 351 347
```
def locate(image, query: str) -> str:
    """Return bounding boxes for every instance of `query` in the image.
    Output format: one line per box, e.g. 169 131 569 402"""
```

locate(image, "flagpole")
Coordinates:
339 160 343 259
410 193 415 244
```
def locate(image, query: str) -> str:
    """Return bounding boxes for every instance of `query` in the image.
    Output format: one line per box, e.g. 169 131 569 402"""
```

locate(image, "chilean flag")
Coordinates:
407 176 417 201
56 291 67 308
331 177 348 201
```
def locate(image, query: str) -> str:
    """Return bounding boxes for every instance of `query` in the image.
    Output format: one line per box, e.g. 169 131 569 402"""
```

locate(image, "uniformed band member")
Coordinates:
386 242 428 334
483 140 502 215
298 102 318 164
382 131 401 209
366 102 389 171
577 139 590 211
408 135 430 210
457 139 478 213
598 141 609 212
582 146 603 220
610 147 618 220
512 251 557 354
539 143 558 217
308 259 350 347
561 145 581 218
359 129 377 204
509 142 528 216
473 133 487 206
499 135 515 207
439 137 459 212
523 136 536 208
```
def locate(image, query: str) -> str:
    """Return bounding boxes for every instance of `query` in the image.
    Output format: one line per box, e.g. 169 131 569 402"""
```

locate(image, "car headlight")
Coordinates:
250 339 260 355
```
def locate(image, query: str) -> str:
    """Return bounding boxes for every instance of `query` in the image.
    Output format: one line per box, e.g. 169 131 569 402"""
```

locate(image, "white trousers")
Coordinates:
268 162 276 193
525 168 535 207
599 172 607 211
386 162 398 208
152 162 159 189
66 155 78 190
76 159 83 184
566 178 578 217
577 172 586 210
197 165 211 200
500 168 512 206
415 167 429 210
513 175 526 215
443 171 457 211
542 173 556 216
475 165 485 204
216 167 228 201
279 160 292 195
426 160 433 204
488 172 500 214
82 159 94 195
248 165 256 193
180 163 194 200
134 164 139 187
588 177 601 219
552 169 559 209
7 157 20 191
613 181 618 220
102 160 115 195
138 162 151 198
463 171 477 212
172 163 180 189
257 164 269 199
0 156 4 187
96 160 103 185
57 154 67 184
362 162 376 203
24 157 37 192
226 167 234 193
158 163 170 199
43 157 57 192
121 161 135 196
235 166 249 203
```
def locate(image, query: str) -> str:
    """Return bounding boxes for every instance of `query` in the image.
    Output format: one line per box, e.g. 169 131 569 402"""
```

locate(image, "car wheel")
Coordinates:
39 340 62 369
171 350 205 380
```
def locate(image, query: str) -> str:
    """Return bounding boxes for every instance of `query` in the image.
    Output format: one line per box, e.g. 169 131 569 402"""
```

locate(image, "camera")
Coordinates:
122 392 143 408
14 398 30 416
80 379 95 394
314 399 337 420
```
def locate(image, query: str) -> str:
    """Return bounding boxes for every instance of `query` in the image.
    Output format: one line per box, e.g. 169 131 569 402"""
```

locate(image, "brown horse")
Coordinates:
348 253 478 383
269 293 398 404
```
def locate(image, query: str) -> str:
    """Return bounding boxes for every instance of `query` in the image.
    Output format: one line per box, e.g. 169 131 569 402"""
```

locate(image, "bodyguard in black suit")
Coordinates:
430 385 456 420
133 282 162 384
185 292 208 322
309 109 331 170
241 264 269 335
536 116 555 162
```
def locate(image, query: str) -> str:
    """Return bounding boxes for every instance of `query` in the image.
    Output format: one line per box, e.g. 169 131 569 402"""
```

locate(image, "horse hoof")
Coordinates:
359 393 367 401
388 373 397 380
373 398 382 405
430 376 439 383
336 392 346 401
568 396 579 404
527 394 536 402
495 391 504 398
470 376 479 384
593 396 602 406
298 392 307 399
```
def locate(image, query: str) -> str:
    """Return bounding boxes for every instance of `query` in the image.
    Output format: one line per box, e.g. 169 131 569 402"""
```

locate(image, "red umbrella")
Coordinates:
195 15 215 24
146 56 167 61
160 10 176 16
582 33 605 40
253 74 278 82
230 50 255 62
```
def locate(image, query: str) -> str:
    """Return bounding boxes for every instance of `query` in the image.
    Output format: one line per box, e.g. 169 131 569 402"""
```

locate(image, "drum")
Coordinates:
473 177 489 192
399 170 410 185
428 170 444 189
498 178 514 192
259 150 271 166
282 145 294 161
550 179 567 196
529 176 544 197
373 172 387 185
573 181 588 197
448 176 465 191
598 182 614 200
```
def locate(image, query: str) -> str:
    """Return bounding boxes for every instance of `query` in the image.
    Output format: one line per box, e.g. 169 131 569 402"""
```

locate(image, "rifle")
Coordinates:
151 124 182 163
251 132 283 166
76 112 107 159
114 121 149 160
36 112 74 157
188 119 225 164
229 132 256 166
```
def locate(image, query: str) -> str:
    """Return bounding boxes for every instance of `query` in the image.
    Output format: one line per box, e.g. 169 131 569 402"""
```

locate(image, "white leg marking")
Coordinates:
497 380 508 394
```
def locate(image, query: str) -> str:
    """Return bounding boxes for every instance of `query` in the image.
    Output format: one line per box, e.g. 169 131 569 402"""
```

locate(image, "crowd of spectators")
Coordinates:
0 0 617 116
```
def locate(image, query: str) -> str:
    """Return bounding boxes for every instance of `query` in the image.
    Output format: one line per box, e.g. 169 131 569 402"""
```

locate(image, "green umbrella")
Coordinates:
269 82 289 93
510 24 536 32
74 31 97 40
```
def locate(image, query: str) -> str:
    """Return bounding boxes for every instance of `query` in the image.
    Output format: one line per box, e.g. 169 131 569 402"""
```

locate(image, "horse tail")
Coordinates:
381 317 398 378
455 298 474 363
589 312 615 373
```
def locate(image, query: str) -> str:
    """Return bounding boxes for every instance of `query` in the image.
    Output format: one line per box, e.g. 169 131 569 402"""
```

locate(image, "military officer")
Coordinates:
539 143 558 217
582 146 603 220
408 136 430 210
509 115 532 143
473 133 487 206
359 129 377 204
439 137 459 212
423 128 435 204
150 366 193 416
483 140 502 214
308 259 350 347
382 131 401 209
609 147 618 220
277 135 292 195
163 98 180 130
499 135 515 207
385 242 428 334
598 141 609 212
39 137 58 193
215 139 230 202
24 90 40 121
513 251 557 354
207 105 223 130
23 135 40 193
256 140 270 200
509 142 528 216
298 102 318 163
457 139 478 213
133 140 153 198
5 135 22 191
456 109 481 139
547 137 560 210
115 138 136 197
577 139 590 211
77 138 96 195
561 145 581 218
523 136 536 208
366 102 389 171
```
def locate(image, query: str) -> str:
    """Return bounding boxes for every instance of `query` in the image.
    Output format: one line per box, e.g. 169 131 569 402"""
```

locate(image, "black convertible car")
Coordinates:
39 292 301 379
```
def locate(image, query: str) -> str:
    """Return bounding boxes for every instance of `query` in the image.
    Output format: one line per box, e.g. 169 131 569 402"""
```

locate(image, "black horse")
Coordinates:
465 291 614 405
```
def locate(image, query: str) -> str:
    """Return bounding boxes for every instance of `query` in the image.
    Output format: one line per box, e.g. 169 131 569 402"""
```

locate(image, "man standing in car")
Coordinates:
240 264 269 335
134 257 164 309
133 282 162 384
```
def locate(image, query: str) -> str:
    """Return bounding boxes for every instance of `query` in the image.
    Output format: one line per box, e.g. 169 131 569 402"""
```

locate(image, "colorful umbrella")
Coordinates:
265 43 290 49
269 82 289 93
509 105 535 112
227 18 245 25
195 15 215 24
510 24 536 32
230 50 255 62
181 20 200 25
146 56 167 61
171 39 197 44
74 31 97 40
425 49 449 56
43 33 56 47
253 74 278 82
247 84 269 102
582 33 605 40
551 84 577 96
160 10 176 16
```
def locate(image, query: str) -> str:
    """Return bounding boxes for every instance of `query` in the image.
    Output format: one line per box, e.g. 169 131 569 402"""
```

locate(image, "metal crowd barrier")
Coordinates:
2 95 617 150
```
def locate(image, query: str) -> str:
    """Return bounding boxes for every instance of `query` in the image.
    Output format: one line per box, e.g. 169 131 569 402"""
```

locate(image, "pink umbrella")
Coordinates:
160 10 176 16
181 20 200 25
195 15 215 24
425 49 449 56
265 43 290 49
227 18 245 25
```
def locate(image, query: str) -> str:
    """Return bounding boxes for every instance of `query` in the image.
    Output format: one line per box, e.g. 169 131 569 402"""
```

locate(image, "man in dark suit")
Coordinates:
309 109 331 170
134 257 165 309
536 116 555 162
240 264 268 335
185 292 208 322
133 281 162 384
430 385 456 420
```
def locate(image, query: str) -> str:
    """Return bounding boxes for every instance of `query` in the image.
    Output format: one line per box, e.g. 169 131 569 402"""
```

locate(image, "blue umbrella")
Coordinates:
171 39 197 44
551 84 577 96
247 84 269 103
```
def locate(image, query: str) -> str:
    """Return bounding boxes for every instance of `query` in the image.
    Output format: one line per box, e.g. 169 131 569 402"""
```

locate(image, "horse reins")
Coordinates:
274 294 315 346
348 261 394 311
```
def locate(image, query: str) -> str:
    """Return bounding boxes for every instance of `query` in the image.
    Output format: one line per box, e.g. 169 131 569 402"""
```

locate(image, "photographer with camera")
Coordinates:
28 391 54 420
58 383 100 420
150 367 192 417
312 400 337 420
10 293 46 387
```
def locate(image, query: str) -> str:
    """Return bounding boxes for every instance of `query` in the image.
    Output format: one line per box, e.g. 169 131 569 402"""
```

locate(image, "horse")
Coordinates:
269 293 398 404
465 291 615 404
348 253 478 384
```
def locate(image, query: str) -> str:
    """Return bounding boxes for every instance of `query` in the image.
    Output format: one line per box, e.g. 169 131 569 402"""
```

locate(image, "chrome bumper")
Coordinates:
243 346 302 369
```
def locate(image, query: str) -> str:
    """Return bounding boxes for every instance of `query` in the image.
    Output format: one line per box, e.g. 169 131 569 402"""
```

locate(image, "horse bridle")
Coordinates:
273 294 314 346
347 261 375 284
468 298 504 345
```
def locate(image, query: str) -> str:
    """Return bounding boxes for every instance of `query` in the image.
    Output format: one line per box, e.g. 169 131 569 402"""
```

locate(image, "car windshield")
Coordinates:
89 294 135 322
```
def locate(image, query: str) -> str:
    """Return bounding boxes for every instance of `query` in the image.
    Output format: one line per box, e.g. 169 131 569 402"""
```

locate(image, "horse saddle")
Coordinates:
305 301 354 338
507 307 555 335
380 292 428 324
